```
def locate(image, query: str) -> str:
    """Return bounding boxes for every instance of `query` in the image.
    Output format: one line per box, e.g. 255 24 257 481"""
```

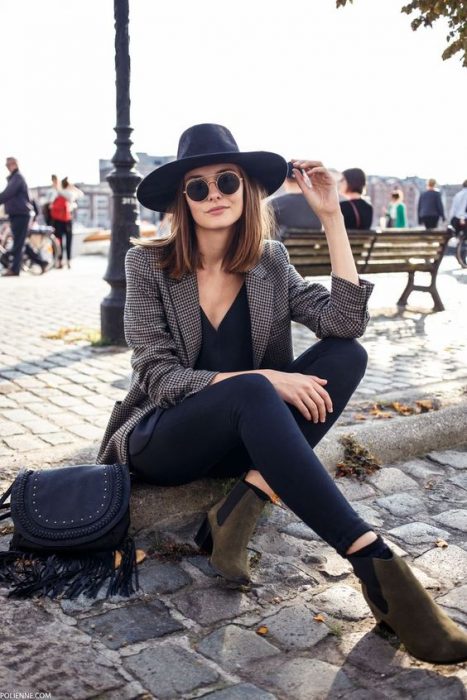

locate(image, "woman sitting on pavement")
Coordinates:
338 167 373 230
97 123 467 665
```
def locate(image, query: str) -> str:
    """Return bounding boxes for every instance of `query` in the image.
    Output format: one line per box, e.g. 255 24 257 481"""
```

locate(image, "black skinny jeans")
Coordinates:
129 337 372 556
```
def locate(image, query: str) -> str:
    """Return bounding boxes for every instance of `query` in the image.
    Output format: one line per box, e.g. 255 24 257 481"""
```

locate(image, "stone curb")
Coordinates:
316 399 467 470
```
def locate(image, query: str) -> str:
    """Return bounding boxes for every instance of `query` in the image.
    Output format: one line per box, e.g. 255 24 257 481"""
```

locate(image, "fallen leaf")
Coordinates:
353 413 367 421
415 399 434 413
424 480 435 490
256 626 269 635
136 549 147 564
435 539 449 548
114 551 122 569
313 614 326 623
391 402 414 416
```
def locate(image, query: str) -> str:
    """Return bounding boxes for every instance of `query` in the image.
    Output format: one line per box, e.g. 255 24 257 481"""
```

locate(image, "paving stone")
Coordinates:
21 419 62 434
248 656 354 700
48 394 82 408
414 545 467 586
0 396 16 409
388 522 451 546
28 402 63 417
3 433 49 451
335 479 376 501
67 422 104 440
428 450 467 470
432 510 467 533
302 546 352 578
258 603 329 650
389 668 467 699
310 584 369 621
1 407 39 423
449 473 467 492
173 586 256 626
279 521 320 541
375 492 426 518
437 584 467 626
137 559 192 594
77 600 184 649
368 467 419 495
39 431 77 446
0 597 129 697
349 501 384 527
0 420 25 437
197 624 279 671
199 683 276 699
60 383 93 398
123 643 219 699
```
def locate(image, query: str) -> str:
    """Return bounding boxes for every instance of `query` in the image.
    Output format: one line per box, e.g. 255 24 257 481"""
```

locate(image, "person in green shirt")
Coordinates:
386 190 407 228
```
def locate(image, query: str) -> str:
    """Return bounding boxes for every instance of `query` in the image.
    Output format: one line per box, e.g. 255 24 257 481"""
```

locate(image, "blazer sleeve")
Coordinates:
124 247 217 409
278 242 374 338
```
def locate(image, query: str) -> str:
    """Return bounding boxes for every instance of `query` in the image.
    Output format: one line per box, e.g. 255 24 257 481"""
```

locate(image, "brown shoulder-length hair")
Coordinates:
132 166 276 278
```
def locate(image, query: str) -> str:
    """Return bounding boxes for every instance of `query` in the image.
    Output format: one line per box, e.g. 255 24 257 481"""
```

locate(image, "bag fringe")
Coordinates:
0 536 139 600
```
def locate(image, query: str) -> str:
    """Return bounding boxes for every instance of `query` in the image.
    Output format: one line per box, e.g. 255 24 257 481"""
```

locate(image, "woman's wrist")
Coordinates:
319 209 345 230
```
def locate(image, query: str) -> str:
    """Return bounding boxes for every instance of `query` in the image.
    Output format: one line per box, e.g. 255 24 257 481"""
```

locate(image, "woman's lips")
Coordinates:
207 207 228 215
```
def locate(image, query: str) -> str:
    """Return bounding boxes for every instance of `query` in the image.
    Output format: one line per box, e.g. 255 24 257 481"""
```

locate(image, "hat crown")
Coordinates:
177 123 240 160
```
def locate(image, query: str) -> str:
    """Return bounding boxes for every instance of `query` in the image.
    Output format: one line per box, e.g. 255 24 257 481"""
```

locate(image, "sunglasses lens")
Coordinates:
186 179 209 201
218 172 240 195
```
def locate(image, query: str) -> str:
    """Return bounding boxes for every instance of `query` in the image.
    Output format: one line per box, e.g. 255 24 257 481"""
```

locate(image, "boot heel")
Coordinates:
194 516 213 554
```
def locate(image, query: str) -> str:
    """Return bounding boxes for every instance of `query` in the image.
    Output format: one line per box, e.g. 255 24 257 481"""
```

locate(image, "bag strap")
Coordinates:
0 483 12 521
348 200 361 229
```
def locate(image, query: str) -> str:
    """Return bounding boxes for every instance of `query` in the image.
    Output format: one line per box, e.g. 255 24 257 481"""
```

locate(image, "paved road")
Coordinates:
0 252 466 698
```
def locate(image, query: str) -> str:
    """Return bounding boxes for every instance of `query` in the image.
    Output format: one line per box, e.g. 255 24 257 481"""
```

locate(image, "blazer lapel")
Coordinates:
246 263 274 369
168 273 202 367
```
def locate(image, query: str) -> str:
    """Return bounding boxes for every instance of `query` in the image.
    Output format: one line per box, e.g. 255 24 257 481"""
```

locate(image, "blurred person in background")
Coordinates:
50 177 83 269
271 164 322 239
386 190 407 228
0 157 47 276
449 180 467 235
338 168 373 230
418 179 444 230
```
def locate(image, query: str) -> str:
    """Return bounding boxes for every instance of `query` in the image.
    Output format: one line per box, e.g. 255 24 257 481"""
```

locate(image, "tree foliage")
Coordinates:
336 1 467 67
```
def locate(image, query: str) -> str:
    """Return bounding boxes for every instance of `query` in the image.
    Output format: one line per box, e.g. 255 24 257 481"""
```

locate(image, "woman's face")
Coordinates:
183 162 244 231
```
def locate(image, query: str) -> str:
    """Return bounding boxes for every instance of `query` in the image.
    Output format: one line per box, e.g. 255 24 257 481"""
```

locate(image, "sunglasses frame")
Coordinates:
183 170 243 202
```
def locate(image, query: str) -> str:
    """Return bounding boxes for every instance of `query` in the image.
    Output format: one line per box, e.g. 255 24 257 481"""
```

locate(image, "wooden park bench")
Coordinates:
282 228 451 312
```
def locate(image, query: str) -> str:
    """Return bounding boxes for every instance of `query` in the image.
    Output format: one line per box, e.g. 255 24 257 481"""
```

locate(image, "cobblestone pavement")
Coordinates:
1 449 466 698
0 252 466 698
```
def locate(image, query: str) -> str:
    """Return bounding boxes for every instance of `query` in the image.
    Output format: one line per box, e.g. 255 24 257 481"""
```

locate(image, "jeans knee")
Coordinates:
346 339 368 375
226 373 278 410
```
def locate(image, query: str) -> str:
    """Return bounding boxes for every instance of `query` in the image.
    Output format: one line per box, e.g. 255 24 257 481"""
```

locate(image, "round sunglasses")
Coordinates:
183 171 243 202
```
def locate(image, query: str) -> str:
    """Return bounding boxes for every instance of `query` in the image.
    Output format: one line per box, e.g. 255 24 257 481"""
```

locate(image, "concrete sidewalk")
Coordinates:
0 253 466 699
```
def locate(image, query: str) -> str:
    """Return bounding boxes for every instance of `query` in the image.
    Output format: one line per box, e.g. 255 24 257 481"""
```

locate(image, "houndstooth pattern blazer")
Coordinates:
97 240 373 465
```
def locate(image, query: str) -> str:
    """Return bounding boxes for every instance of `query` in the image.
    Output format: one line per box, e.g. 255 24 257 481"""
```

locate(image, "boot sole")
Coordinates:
375 621 467 664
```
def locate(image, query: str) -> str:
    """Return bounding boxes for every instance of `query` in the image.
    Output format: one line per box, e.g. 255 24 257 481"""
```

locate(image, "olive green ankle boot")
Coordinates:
352 551 467 664
194 480 268 585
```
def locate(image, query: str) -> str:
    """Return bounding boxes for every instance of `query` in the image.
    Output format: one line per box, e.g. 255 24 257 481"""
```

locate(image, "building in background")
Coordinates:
31 154 460 232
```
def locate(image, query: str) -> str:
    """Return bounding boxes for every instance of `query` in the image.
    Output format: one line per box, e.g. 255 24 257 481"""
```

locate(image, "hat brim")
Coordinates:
137 151 287 212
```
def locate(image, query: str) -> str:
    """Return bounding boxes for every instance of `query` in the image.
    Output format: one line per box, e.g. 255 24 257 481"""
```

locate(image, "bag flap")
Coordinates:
11 463 130 544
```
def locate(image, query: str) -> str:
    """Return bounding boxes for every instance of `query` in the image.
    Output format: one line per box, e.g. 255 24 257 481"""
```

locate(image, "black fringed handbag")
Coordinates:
0 463 139 599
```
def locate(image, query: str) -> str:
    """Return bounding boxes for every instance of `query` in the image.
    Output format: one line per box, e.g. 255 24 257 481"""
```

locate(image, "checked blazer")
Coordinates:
97 239 373 465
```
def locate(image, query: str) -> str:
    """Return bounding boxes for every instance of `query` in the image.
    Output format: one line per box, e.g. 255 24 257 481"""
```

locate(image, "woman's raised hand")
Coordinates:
291 160 340 219
264 369 333 423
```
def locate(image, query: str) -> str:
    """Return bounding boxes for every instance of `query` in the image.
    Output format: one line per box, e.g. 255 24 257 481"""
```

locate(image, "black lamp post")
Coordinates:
101 0 141 345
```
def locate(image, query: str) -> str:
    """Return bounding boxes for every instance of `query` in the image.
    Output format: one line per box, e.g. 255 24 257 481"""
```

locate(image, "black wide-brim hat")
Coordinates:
137 123 288 212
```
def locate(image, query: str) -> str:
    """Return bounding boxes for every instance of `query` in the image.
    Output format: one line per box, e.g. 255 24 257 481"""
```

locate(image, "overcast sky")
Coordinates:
1 0 466 188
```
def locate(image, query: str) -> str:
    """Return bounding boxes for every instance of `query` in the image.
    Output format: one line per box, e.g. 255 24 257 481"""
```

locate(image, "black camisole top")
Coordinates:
194 283 254 372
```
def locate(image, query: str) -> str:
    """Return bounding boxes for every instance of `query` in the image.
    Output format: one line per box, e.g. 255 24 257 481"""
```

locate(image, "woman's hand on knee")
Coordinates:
263 370 333 423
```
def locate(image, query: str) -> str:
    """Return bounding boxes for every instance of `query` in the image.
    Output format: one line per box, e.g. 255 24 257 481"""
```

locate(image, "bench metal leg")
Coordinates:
397 271 415 308
397 271 445 312
428 272 445 312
